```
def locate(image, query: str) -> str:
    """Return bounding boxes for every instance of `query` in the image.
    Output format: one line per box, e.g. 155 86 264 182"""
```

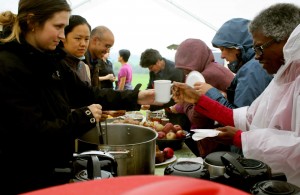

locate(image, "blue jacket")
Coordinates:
208 18 273 108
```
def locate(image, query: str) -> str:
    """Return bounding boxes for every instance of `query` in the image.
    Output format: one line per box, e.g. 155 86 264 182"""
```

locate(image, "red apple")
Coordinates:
157 131 166 139
176 130 186 139
163 147 174 159
173 124 182 132
166 131 176 140
162 122 174 133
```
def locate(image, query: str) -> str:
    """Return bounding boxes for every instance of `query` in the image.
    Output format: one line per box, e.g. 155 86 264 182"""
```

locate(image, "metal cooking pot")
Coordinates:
78 123 158 176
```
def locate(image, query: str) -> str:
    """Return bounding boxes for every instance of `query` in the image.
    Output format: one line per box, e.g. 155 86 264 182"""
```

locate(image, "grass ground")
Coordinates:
132 73 149 90
131 73 150 115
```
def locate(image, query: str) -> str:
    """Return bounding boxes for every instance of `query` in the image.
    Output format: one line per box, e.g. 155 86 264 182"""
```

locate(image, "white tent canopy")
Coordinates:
2 0 300 59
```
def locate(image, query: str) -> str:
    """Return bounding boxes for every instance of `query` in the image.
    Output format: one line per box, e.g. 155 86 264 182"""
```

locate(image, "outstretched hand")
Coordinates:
171 82 200 104
210 126 239 145
137 89 156 105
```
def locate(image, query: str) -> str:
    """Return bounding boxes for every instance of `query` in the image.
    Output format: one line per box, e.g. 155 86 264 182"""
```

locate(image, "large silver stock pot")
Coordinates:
77 123 158 176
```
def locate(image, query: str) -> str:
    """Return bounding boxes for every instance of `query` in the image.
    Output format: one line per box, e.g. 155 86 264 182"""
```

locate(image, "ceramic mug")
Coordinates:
154 80 173 103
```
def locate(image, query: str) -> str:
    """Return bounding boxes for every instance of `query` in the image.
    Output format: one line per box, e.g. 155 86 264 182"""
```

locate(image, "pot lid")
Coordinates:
239 158 263 169
172 161 203 172
252 180 300 194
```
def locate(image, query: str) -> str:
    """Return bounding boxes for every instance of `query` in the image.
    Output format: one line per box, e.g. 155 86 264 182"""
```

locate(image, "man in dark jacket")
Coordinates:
84 26 114 88
139 48 190 131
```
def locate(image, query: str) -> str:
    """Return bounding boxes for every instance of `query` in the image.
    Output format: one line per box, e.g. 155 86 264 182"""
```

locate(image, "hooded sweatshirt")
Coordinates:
174 38 234 129
175 38 233 92
209 18 273 108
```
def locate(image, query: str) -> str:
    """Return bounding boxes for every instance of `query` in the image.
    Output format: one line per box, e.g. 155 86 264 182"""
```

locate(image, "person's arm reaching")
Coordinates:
194 95 234 126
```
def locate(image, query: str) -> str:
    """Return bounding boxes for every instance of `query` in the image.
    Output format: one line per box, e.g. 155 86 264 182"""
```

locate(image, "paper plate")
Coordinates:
191 129 220 141
185 71 205 87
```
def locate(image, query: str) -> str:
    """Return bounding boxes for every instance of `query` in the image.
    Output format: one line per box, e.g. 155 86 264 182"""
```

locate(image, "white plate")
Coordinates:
191 129 220 141
185 71 205 87
155 155 177 167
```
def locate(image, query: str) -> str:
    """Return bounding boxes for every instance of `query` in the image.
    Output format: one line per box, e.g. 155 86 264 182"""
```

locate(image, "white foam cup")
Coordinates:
154 80 173 103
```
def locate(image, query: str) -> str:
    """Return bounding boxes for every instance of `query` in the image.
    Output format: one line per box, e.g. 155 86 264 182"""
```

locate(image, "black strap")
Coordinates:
221 153 250 179
87 155 102 179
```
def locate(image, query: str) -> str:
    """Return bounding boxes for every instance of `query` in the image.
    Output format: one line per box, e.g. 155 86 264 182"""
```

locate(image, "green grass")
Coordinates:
131 73 149 115
132 73 149 90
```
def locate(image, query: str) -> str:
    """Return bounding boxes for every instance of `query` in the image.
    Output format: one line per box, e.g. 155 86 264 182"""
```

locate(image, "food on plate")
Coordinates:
155 145 174 163
163 147 174 159
142 121 154 128
102 110 126 117
155 145 165 163
112 118 140 125
124 111 144 122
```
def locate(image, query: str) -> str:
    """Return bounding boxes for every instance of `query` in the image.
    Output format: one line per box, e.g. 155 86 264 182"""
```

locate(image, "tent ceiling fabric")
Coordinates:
1 0 300 57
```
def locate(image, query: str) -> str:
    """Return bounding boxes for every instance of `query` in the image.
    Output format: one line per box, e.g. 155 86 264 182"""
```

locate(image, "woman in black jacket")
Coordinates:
0 0 154 194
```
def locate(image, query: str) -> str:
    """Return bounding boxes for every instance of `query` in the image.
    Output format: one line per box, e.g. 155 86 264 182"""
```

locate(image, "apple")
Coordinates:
173 124 182 132
162 122 174 133
154 123 164 131
166 131 176 140
163 147 174 159
157 131 166 139
176 130 186 139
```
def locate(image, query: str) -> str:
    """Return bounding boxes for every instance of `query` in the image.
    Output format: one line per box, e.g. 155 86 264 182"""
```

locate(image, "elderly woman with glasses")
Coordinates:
197 18 273 109
172 3 300 186
190 18 273 155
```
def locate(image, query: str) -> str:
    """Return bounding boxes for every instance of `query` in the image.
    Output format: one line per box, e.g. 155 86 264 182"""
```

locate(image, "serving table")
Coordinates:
155 143 197 175
24 139 250 195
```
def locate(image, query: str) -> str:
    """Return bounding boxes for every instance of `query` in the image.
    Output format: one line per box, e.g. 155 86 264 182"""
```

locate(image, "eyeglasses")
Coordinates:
253 39 276 56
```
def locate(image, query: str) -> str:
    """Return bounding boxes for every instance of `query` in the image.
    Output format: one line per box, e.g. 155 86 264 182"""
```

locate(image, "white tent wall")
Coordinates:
1 0 300 60
70 0 218 59
69 0 300 59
